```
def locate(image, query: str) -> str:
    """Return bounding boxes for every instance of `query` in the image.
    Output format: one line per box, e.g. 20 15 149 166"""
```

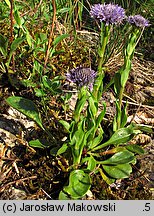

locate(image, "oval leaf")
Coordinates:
53 34 69 47
57 143 68 155
59 120 70 132
62 170 91 199
10 37 25 55
101 150 135 165
29 139 51 149
103 163 132 179
87 156 97 171
126 144 145 155
93 126 141 151
6 96 44 130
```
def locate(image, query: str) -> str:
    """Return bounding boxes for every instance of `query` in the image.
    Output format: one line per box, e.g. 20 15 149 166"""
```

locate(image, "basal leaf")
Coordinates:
6 96 44 130
126 144 145 155
58 191 71 200
134 124 154 133
52 34 69 47
10 37 25 56
29 139 51 149
59 120 70 132
62 170 91 199
92 126 141 151
87 156 97 171
100 150 135 165
99 168 115 185
103 163 132 179
57 143 68 155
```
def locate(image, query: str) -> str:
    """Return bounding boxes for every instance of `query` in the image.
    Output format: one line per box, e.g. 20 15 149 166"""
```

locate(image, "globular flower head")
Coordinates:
66 67 97 91
127 15 149 27
90 3 125 25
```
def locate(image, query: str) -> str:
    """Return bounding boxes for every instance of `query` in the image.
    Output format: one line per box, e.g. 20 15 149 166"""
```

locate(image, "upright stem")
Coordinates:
116 28 141 129
93 24 110 100
97 24 110 74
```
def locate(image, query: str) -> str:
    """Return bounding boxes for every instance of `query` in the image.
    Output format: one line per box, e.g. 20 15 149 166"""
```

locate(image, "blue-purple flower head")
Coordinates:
90 3 125 25
127 15 150 28
66 67 97 91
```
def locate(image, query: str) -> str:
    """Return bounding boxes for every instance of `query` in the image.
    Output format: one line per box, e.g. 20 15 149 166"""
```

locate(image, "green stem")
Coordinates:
93 24 110 100
98 24 110 74
115 28 141 129
91 140 113 152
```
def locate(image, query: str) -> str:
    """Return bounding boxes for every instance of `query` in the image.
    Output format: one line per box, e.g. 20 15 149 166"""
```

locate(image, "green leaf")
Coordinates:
57 7 70 14
0 34 8 57
88 96 98 118
113 100 121 132
99 168 115 185
92 126 141 151
59 120 70 132
26 30 33 47
61 170 91 199
14 9 21 27
29 139 51 149
96 102 106 128
39 33 47 42
57 143 68 155
71 121 85 164
74 94 87 122
6 96 44 130
121 101 128 128
113 116 117 132
120 60 131 88
126 31 138 58
100 150 135 165
7 37 25 66
42 75 53 89
126 144 145 155
87 156 97 171
134 124 154 133
42 76 62 95
4 0 11 7
103 163 132 179
58 191 71 200
10 37 25 56
52 34 69 47
114 72 121 95
88 127 103 150
34 88 46 97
